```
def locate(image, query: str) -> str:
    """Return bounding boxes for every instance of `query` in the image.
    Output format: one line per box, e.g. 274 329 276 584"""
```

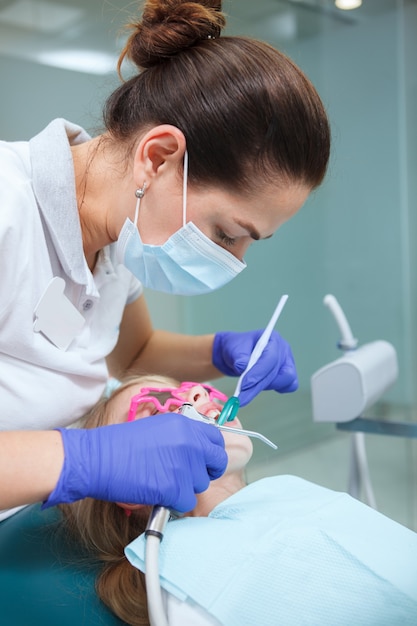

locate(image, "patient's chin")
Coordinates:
223 431 253 472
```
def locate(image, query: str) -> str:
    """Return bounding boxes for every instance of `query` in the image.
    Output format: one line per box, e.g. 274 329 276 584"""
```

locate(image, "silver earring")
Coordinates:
135 183 146 199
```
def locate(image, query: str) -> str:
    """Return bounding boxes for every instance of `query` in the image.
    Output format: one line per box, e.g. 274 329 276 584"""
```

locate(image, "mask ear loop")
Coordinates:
182 150 188 227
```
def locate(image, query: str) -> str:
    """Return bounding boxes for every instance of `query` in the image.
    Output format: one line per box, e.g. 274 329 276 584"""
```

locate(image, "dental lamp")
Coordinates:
310 294 405 509
311 295 398 425
311 338 399 425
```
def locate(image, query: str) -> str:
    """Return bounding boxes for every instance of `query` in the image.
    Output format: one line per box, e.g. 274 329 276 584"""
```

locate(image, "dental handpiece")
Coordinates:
179 403 278 450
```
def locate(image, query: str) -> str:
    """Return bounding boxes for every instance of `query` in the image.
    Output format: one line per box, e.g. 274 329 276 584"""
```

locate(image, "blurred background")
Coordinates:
0 0 415 529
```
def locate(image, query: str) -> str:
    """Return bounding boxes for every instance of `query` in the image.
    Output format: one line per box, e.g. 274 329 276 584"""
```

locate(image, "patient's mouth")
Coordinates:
199 402 221 420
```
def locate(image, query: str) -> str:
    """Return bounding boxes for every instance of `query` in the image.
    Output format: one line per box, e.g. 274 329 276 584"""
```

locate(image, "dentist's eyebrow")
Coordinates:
235 220 274 241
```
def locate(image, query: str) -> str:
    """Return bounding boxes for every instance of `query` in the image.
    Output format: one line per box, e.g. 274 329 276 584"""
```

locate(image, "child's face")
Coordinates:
178 384 224 419
109 382 253 474
176 384 254 473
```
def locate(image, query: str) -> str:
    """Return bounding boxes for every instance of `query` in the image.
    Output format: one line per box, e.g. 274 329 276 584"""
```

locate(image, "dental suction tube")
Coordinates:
145 506 170 626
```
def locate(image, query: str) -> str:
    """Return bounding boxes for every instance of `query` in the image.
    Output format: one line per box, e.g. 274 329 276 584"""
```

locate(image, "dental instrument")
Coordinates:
218 294 289 426
217 395 240 425
179 402 278 449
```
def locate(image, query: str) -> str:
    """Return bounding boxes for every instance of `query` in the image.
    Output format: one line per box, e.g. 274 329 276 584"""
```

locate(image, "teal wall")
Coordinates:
0 55 119 140
404 1 417 413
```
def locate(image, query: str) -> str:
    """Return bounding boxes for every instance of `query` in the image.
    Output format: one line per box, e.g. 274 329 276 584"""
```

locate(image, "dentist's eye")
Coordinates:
216 228 236 247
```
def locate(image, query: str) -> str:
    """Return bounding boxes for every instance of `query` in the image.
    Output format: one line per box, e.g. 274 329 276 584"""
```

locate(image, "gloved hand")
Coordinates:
212 329 298 406
42 413 227 513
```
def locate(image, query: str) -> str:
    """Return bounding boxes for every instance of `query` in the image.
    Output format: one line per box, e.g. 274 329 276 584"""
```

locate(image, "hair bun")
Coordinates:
120 1 225 70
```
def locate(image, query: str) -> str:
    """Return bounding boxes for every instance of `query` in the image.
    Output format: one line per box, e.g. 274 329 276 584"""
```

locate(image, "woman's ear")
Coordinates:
133 124 186 186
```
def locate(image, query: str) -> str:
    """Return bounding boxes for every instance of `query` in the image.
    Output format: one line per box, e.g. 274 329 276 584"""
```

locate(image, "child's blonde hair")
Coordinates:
60 373 181 625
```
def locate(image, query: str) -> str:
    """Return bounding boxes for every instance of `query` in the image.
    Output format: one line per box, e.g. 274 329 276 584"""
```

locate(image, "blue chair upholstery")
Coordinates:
0 504 125 625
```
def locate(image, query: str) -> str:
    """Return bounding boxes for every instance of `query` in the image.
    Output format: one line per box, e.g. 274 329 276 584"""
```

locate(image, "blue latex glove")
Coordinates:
42 413 227 513
212 329 298 407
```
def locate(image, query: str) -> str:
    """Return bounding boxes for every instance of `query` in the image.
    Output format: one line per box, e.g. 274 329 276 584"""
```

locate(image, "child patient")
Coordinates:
60 374 253 625
60 375 417 626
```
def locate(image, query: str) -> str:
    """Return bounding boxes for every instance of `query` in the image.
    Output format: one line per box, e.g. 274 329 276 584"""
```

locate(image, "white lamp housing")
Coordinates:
311 340 398 423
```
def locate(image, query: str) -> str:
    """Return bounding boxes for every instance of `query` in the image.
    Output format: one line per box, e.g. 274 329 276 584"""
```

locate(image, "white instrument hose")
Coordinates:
145 506 170 626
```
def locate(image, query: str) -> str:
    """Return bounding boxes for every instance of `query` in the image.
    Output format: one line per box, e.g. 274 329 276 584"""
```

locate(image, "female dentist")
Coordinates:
0 0 330 520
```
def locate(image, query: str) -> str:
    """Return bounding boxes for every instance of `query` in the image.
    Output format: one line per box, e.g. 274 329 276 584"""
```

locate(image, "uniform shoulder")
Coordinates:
0 139 35 246
0 139 31 183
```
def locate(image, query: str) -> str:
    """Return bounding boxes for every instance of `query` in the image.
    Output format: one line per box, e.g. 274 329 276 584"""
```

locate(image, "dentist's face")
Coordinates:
136 163 311 263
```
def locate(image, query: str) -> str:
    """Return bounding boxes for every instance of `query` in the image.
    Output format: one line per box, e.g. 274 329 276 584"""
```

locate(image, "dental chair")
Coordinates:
0 503 125 625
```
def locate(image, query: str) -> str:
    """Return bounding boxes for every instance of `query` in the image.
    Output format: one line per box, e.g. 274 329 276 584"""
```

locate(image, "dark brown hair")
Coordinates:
104 0 330 191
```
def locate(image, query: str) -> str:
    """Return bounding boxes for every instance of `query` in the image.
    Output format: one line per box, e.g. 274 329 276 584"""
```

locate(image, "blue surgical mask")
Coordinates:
116 152 246 295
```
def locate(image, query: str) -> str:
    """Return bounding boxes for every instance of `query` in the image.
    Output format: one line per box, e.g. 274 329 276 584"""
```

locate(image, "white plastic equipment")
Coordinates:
311 295 399 509
311 340 398 424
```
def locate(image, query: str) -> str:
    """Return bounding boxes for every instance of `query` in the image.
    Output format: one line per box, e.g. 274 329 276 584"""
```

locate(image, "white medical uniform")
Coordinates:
0 119 141 520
